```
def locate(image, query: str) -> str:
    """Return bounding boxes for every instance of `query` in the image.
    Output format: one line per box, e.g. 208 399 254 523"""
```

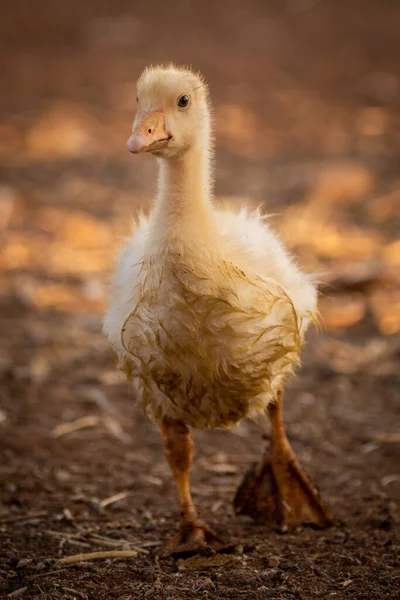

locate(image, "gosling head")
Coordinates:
127 65 211 159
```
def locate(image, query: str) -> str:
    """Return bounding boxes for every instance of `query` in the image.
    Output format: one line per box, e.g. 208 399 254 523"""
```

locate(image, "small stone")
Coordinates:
54 469 71 483
16 558 33 568
63 508 74 522
9 554 20 568
267 556 280 568
261 568 281 582
220 543 244 555
257 587 280 598
0 408 7 425
197 577 215 591
279 561 297 571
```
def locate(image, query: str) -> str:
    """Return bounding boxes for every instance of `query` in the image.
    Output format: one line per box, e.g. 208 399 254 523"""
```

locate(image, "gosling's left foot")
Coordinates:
166 517 221 558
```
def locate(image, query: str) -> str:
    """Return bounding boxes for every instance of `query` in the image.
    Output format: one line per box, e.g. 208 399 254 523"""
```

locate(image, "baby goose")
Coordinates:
104 64 331 554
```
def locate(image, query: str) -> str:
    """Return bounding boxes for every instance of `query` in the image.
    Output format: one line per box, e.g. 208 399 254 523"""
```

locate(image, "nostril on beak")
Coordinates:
147 128 152 135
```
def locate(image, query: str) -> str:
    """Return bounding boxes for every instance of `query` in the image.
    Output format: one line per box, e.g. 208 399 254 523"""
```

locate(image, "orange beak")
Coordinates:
127 111 170 154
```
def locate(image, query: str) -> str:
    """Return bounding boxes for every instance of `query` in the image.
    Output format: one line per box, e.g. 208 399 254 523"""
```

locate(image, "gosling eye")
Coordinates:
177 94 190 109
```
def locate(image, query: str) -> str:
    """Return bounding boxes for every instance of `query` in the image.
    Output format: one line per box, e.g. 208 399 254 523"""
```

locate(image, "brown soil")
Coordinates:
0 1 399 599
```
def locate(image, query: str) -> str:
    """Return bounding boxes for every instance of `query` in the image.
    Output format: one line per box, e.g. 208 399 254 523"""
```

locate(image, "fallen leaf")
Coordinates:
26 104 97 159
177 553 241 571
382 240 400 267
215 104 274 158
356 107 387 136
320 296 366 330
369 288 400 334
307 162 374 204
368 188 400 222
59 212 112 248
315 337 396 375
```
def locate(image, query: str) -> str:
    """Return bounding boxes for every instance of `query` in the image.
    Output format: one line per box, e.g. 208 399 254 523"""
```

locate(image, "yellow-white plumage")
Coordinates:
103 65 317 429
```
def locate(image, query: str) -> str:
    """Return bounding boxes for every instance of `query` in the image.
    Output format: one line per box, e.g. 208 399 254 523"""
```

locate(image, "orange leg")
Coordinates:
161 417 220 556
234 389 332 529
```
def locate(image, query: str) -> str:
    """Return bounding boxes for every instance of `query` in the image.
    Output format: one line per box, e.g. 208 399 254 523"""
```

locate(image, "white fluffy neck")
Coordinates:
152 142 215 243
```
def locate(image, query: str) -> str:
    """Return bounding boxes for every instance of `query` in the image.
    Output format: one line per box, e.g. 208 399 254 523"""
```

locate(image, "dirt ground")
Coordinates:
0 1 399 599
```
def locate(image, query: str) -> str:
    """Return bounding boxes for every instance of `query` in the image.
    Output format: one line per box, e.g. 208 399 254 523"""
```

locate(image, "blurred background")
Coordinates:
1 1 399 598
